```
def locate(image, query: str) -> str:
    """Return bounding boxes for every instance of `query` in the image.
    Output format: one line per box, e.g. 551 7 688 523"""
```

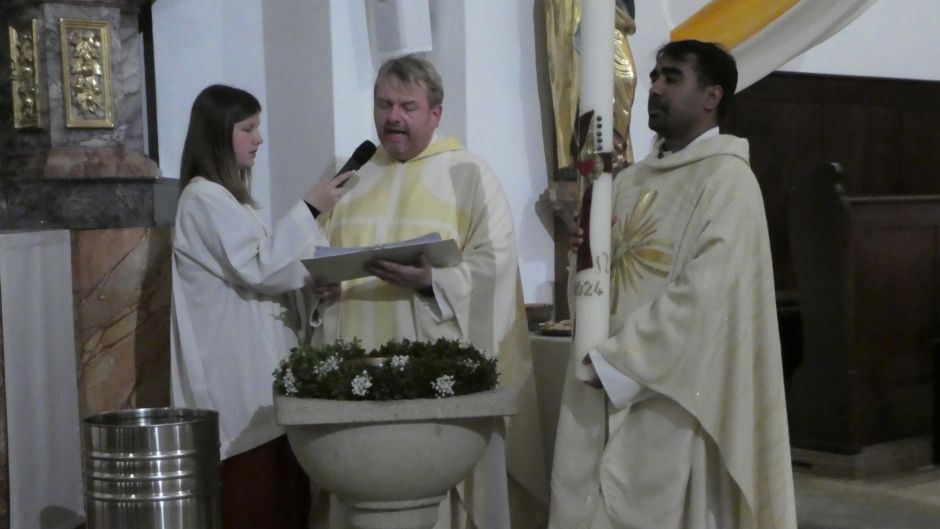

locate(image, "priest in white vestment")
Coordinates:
549 40 797 529
311 55 548 529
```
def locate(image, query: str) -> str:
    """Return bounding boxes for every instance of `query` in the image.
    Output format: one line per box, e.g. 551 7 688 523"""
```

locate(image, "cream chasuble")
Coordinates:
315 137 548 529
549 135 796 529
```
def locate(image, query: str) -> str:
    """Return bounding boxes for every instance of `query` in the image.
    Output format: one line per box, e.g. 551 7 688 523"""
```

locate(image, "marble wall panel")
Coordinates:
0 177 177 230
1 3 158 524
72 225 172 416
42 4 123 147
7 3 133 152
117 10 144 153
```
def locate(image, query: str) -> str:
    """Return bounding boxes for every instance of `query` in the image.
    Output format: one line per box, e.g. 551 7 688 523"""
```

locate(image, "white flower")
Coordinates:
458 338 493 359
351 370 373 397
314 354 341 377
460 358 480 371
390 355 410 370
472 344 495 361
432 374 456 398
281 368 298 396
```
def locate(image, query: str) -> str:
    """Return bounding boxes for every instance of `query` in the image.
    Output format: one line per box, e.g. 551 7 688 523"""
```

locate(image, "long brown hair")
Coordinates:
179 84 261 205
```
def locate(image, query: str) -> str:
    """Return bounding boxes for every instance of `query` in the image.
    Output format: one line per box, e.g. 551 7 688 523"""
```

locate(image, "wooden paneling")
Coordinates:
788 162 940 453
728 96 823 289
727 72 940 291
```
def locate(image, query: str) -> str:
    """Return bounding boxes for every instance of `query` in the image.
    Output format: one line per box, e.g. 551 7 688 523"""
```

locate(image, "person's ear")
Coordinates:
703 85 723 113
431 104 443 126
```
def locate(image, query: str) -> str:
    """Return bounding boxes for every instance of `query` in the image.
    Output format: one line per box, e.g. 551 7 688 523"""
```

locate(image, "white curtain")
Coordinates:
733 0 880 91
0 230 84 529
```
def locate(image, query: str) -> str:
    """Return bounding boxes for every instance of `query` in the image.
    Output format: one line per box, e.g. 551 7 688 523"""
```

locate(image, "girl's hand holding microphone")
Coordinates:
304 170 354 214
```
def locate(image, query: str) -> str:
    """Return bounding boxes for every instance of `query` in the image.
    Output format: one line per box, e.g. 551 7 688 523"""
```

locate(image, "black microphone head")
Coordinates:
336 140 378 179
351 140 377 166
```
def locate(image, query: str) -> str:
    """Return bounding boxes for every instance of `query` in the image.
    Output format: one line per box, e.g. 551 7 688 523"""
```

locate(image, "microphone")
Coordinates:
335 140 377 182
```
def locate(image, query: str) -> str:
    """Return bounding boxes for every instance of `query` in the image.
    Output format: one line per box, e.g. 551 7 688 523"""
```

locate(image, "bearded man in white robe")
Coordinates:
550 40 797 529
311 54 548 529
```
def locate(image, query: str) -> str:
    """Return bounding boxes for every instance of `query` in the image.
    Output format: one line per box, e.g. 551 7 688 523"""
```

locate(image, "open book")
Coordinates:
302 232 462 283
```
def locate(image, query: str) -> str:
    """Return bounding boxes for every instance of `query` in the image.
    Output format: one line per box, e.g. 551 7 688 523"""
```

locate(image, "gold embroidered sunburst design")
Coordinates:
611 189 674 307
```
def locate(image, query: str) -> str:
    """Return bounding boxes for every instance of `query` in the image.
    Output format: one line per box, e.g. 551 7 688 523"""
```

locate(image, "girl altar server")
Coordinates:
171 84 349 529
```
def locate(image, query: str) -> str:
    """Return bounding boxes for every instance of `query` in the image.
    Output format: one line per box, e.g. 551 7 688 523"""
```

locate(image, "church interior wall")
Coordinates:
461 1 555 304
426 0 468 145
779 0 940 82
150 0 940 305
262 0 337 222
1 0 938 525
152 0 274 223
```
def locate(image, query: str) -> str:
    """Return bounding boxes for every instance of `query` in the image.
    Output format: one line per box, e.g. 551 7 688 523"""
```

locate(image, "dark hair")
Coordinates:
374 54 444 108
657 40 737 119
180 84 261 205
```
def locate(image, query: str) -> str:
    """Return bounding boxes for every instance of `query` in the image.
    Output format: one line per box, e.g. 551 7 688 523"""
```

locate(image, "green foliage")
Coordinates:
273 338 499 401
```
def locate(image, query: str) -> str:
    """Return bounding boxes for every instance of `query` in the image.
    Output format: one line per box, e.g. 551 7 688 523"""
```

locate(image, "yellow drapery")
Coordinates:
671 0 799 50
669 0 879 91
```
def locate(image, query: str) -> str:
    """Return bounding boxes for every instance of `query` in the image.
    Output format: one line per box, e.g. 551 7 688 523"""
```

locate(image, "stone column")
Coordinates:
1 2 173 527
1 0 157 178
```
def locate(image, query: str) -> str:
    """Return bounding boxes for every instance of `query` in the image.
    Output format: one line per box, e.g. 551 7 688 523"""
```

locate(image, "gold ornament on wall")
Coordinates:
9 19 44 129
59 18 114 128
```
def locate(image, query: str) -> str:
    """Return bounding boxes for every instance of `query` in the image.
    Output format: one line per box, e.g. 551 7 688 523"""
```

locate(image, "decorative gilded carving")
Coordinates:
8 19 44 129
59 18 113 128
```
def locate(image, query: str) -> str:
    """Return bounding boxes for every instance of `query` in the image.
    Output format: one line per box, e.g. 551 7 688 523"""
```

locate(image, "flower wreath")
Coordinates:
273 338 499 400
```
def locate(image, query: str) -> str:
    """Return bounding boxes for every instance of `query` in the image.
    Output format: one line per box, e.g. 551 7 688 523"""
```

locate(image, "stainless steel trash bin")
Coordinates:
82 407 220 529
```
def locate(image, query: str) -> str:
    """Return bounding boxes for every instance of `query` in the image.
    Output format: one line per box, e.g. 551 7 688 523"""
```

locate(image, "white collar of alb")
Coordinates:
659 126 720 158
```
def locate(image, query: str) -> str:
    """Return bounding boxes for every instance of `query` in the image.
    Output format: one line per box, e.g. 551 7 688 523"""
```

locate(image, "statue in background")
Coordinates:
612 2 637 168
545 0 637 174
542 0 637 321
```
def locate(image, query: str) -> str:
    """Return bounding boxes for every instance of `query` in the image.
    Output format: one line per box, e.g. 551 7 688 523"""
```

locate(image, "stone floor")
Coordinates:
68 466 940 529
796 466 940 529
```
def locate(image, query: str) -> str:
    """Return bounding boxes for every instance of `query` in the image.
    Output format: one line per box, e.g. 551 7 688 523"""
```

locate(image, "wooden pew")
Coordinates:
787 162 940 476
